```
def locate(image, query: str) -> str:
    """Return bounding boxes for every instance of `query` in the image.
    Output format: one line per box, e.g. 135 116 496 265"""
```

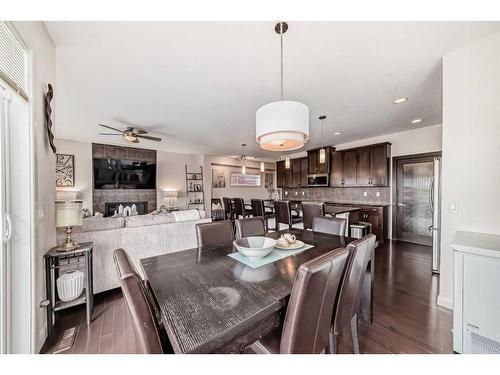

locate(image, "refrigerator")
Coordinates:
430 157 442 274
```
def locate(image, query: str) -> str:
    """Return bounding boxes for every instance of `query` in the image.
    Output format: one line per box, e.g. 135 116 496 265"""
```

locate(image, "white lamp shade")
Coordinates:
55 201 83 228
319 148 326 163
256 101 309 151
165 190 178 198
260 162 265 172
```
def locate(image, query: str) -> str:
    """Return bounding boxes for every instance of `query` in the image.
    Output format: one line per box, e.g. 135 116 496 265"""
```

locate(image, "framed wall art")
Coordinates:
55 153 75 187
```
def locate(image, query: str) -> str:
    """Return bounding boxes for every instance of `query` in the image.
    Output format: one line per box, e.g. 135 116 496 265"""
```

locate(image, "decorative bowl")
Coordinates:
233 236 276 260
57 270 84 302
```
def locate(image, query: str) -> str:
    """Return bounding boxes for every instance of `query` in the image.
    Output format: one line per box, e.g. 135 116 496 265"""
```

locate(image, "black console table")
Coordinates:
44 242 94 337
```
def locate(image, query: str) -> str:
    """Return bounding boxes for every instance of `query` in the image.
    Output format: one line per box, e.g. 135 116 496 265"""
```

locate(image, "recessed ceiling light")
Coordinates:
334 131 342 135
411 118 422 124
393 97 408 104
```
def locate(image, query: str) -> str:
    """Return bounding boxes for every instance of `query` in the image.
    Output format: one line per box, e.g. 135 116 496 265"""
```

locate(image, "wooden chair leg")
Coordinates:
328 332 338 354
351 314 360 354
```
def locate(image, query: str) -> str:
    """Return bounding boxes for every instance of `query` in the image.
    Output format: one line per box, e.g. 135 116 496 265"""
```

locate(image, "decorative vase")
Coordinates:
57 270 84 302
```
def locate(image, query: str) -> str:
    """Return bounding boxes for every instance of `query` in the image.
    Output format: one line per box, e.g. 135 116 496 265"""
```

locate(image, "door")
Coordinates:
357 147 371 186
0 85 8 354
342 150 357 186
395 155 437 246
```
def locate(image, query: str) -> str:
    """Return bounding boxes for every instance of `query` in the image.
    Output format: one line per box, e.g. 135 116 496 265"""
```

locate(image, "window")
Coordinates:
0 22 28 100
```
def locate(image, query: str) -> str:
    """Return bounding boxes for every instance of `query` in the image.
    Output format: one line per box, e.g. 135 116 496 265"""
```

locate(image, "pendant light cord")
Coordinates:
280 22 284 101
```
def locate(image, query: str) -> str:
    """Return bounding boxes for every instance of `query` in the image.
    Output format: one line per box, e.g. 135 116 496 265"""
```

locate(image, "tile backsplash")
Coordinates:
282 187 390 205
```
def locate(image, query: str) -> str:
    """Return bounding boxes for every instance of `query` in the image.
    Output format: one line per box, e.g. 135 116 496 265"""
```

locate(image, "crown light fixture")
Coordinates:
393 97 408 104
411 118 422 124
256 22 309 152
318 115 327 164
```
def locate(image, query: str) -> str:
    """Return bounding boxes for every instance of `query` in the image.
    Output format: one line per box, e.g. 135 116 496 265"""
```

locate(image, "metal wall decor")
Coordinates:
56 154 75 187
45 83 57 154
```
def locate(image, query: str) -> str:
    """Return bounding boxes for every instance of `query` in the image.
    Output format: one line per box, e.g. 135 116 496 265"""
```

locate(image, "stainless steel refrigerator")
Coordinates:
430 157 442 274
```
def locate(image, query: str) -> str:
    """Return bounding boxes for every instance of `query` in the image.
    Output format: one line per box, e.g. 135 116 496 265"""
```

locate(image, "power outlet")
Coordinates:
376 191 380 197
448 202 459 214
363 191 368 197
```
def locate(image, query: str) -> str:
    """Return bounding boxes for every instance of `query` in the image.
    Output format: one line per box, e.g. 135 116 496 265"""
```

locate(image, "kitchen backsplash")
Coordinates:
281 186 390 205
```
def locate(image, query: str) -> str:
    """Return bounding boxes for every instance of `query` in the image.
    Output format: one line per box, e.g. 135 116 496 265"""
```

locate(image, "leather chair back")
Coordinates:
196 220 234 249
274 200 292 226
302 202 325 230
251 199 265 217
235 217 266 239
233 198 245 218
280 248 349 354
113 247 137 279
312 216 347 236
332 234 376 335
222 197 233 219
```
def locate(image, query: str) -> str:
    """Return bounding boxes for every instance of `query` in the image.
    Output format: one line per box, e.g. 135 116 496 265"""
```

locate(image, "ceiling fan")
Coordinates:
98 123 162 143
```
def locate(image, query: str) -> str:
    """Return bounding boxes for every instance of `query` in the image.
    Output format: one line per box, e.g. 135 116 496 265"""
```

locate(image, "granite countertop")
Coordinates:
325 206 362 215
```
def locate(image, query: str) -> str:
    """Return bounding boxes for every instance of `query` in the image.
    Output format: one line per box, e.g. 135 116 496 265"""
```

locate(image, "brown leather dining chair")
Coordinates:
247 248 349 354
222 197 234 221
235 217 266 239
234 198 252 219
312 216 347 236
328 234 376 354
196 220 234 249
250 199 275 230
302 202 325 230
274 200 302 230
113 248 164 354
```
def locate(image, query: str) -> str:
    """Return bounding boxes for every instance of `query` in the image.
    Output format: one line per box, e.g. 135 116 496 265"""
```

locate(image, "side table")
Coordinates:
43 242 94 338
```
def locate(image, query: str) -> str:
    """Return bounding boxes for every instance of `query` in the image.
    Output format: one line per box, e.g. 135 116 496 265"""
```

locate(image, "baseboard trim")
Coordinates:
437 295 453 310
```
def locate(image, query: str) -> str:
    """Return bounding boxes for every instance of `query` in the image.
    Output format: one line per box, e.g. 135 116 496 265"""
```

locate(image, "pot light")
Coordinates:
411 118 422 124
334 131 342 135
393 97 408 104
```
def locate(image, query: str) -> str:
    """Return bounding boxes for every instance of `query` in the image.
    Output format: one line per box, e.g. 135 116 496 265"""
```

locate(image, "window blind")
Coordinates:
0 22 28 100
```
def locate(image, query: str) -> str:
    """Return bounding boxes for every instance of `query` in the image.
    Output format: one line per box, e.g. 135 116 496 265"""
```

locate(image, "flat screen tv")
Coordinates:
93 158 156 189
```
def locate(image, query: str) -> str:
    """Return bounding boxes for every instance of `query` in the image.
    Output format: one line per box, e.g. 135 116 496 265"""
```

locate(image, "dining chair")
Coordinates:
302 202 325 230
233 198 252 219
113 248 165 354
196 220 235 249
274 200 302 230
328 234 376 354
312 216 347 237
250 199 275 230
222 197 234 221
235 217 266 239
247 248 349 354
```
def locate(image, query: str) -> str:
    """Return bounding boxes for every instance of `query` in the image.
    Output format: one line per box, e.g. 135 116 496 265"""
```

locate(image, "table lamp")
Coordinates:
165 190 178 207
55 200 83 251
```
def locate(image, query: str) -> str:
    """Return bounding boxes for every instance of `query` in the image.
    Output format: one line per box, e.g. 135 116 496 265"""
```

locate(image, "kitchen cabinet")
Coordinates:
291 158 302 187
276 160 285 188
356 147 372 186
342 150 358 186
278 157 307 188
359 206 388 244
307 147 332 175
330 151 343 187
370 143 390 186
300 157 308 187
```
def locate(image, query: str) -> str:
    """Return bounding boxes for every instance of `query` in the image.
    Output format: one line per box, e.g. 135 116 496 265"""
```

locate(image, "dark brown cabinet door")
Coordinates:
285 163 293 187
342 150 357 186
300 157 308 187
371 144 389 186
308 150 319 174
330 151 343 187
276 160 285 188
360 207 384 243
291 158 302 187
357 147 372 186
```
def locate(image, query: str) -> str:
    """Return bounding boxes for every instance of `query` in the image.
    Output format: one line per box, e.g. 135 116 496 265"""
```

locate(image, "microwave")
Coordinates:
307 174 329 187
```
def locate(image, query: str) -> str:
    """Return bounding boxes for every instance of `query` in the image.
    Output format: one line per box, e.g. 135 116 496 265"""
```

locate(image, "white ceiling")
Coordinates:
45 21 500 158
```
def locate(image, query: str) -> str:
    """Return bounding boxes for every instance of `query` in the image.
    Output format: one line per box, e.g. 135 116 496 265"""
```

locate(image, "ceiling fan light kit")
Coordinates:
98 124 162 144
256 22 309 152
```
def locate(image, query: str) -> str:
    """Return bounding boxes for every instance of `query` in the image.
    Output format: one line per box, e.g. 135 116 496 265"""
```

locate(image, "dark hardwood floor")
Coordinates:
40 240 452 354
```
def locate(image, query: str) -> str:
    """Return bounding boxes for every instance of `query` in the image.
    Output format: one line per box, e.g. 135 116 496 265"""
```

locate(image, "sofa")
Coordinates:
58 210 211 293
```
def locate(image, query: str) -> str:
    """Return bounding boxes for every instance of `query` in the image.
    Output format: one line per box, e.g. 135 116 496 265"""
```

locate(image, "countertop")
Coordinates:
285 199 390 207
325 206 362 215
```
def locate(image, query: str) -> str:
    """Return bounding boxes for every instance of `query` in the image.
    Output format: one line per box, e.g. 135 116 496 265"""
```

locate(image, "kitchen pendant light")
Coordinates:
256 22 309 152
285 156 290 169
260 161 265 172
241 143 246 174
319 115 327 164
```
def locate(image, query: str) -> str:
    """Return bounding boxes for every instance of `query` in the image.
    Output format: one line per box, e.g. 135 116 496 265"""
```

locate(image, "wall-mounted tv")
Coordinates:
93 158 156 189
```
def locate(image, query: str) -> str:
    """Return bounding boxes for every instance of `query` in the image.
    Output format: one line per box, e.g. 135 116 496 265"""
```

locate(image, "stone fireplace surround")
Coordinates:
92 143 157 215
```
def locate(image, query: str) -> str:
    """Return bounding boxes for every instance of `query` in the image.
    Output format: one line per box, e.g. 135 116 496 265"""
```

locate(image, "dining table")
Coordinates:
140 228 375 354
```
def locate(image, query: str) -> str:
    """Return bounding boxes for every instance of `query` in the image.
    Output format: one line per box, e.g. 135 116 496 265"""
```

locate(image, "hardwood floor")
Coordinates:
40 240 452 354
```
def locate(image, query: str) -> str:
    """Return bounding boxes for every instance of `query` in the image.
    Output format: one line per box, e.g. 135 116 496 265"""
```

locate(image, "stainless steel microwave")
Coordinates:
307 174 329 187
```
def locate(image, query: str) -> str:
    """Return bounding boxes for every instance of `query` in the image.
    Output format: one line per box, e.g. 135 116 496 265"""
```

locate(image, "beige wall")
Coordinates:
12 21 56 352
439 33 500 309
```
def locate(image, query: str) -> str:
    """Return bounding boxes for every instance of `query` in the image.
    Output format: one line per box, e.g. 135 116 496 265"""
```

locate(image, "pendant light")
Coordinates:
260 161 265 172
241 143 246 174
285 156 290 169
256 22 309 151
319 115 327 164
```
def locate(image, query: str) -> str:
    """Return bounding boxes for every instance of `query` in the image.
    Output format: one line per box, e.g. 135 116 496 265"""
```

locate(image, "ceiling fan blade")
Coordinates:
137 134 162 142
98 133 122 135
132 128 147 134
99 124 124 133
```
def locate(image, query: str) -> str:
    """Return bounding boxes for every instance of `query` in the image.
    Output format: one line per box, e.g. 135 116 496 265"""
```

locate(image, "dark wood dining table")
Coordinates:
140 228 374 354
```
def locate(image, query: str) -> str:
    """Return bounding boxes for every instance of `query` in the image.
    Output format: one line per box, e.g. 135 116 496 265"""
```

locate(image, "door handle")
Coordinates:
3 213 12 244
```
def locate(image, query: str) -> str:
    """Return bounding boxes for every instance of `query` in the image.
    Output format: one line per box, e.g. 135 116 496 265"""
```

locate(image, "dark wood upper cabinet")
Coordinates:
370 143 390 186
307 147 332 175
342 150 358 186
356 147 372 186
276 160 285 188
291 158 302 187
330 151 343 187
300 157 308 187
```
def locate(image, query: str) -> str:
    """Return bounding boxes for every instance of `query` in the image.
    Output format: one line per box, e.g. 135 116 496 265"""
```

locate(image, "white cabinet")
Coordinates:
453 231 500 354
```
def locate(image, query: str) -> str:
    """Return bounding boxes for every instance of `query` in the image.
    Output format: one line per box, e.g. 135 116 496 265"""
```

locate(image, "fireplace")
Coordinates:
104 201 148 217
